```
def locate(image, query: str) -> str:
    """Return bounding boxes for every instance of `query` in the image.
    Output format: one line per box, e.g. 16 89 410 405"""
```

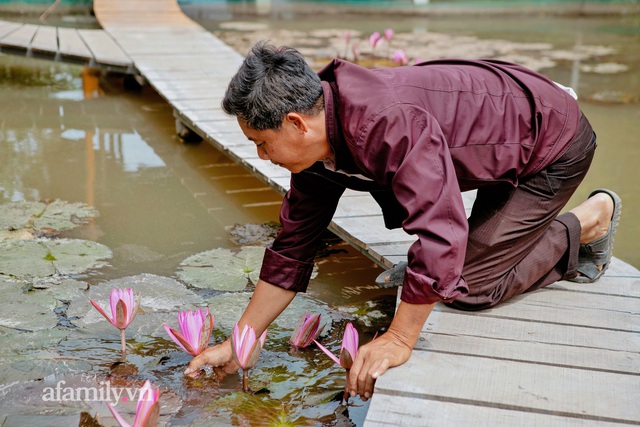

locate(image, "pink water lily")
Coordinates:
90 288 141 354
289 313 324 348
108 379 160 427
384 28 394 42
369 31 383 54
314 322 359 403
392 49 409 66
163 308 214 356
230 323 267 392
314 322 359 370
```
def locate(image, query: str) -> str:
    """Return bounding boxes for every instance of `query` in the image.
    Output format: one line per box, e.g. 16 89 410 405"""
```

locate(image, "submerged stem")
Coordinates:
343 369 350 405
242 369 249 392
120 328 126 354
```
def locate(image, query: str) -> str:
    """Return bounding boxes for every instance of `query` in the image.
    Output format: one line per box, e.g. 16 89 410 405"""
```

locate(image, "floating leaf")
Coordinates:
0 238 111 281
0 200 99 234
68 274 205 327
176 246 265 291
0 279 85 331
225 222 281 246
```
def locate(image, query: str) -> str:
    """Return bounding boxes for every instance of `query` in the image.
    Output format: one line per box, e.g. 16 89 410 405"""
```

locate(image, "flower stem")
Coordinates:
120 329 126 354
242 369 249 392
343 369 350 405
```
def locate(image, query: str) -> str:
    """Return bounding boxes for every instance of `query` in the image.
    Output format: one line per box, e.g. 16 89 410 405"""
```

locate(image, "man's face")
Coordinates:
237 115 318 174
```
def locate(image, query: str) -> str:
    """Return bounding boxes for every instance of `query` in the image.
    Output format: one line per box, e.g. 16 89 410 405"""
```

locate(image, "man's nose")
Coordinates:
257 146 269 160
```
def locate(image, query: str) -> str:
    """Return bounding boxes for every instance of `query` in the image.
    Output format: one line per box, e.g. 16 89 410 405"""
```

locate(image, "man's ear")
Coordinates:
285 112 308 133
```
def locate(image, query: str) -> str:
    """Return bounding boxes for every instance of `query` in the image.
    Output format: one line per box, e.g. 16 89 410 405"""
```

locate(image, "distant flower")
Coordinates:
230 323 267 392
314 322 359 403
384 28 394 42
163 308 214 357
369 32 383 54
289 313 324 348
108 380 160 427
91 288 141 354
392 49 409 66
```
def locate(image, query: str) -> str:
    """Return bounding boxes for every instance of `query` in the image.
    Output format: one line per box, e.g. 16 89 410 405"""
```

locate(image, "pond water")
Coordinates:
0 3 639 427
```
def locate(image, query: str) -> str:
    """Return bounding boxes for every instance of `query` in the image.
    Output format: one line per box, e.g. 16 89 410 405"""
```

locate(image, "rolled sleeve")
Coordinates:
401 264 468 304
259 246 315 292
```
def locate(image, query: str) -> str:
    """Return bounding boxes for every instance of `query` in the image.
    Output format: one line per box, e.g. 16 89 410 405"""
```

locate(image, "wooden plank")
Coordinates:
57 27 92 60
94 0 181 13
335 195 383 218
0 23 37 49
374 351 640 424
0 21 22 39
365 394 634 427
331 216 414 246
549 274 640 298
368 242 415 257
77 30 131 67
447 287 640 332
417 330 640 375
423 309 639 353
29 25 57 56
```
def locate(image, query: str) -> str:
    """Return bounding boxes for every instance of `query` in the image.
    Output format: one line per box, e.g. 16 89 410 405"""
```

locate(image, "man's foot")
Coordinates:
568 189 621 283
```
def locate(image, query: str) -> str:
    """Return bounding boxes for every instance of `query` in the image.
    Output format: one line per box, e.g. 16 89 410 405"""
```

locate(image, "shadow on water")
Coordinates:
0 2 639 426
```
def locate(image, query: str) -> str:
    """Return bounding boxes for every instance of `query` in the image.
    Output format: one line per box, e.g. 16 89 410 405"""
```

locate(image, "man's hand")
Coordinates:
347 330 413 401
348 300 436 401
184 339 238 379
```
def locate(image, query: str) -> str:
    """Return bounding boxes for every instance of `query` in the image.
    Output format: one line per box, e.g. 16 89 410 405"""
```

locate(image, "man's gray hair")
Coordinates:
222 41 324 130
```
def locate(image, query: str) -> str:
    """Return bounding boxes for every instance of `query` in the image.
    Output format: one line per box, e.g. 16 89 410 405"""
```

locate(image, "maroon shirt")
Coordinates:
260 58 580 305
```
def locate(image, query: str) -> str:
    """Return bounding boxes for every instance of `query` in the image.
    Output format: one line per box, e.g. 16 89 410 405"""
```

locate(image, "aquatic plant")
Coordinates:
90 288 141 354
314 322 359 403
369 32 382 56
384 28 394 43
107 379 160 427
289 313 324 349
230 323 267 392
163 307 214 356
393 49 409 66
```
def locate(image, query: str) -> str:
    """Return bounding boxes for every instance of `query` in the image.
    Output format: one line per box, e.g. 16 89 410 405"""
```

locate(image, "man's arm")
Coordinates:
184 279 296 377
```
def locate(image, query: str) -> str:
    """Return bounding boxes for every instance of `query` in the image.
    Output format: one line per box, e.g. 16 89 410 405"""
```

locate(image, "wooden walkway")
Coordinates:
0 18 132 72
2 1 638 425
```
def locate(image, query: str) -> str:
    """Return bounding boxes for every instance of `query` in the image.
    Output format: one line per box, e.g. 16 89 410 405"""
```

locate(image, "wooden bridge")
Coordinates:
1 1 638 425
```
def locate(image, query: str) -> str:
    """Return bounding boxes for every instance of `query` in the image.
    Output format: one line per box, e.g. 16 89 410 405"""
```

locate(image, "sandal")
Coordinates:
570 189 622 284
375 261 407 288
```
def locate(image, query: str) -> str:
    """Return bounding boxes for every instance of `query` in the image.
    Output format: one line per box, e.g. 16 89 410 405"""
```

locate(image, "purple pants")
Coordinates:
449 113 596 311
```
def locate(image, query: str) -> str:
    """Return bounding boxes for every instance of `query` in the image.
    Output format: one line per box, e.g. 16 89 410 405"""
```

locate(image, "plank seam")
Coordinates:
453 311 640 334
416 346 640 376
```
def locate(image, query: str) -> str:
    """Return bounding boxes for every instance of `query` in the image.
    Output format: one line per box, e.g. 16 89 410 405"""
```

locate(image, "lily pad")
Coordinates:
0 279 86 331
0 328 79 383
225 222 281 246
176 246 266 291
0 238 111 281
0 200 99 233
67 274 205 327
